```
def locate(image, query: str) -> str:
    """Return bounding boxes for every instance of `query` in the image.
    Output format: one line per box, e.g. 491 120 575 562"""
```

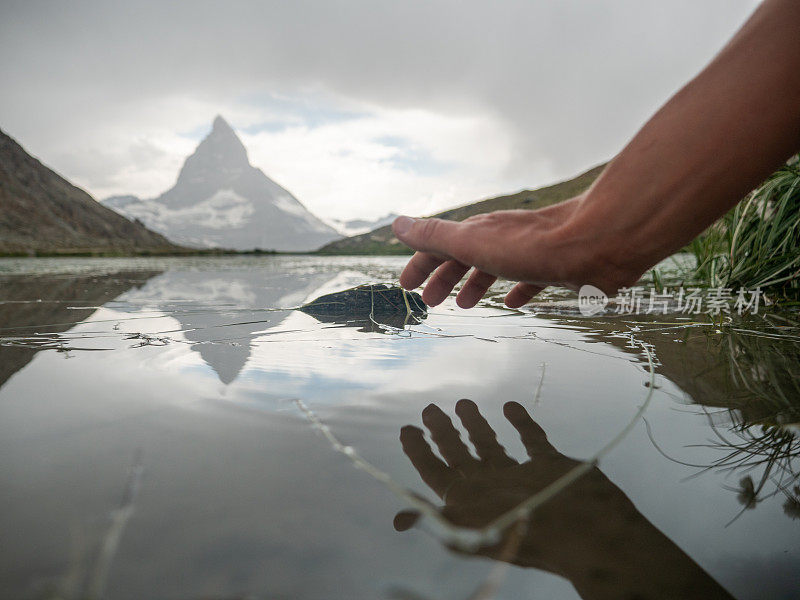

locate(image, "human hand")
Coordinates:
393 0 800 311
394 400 734 599
394 399 628 571
392 197 646 309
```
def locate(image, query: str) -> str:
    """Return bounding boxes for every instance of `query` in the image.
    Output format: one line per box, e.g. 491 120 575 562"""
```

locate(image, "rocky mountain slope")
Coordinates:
316 163 606 254
104 116 341 252
0 128 179 255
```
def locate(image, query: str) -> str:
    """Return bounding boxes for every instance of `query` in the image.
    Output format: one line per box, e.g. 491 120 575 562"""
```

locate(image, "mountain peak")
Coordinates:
203 115 246 158
212 115 233 133
175 116 250 186
112 116 341 251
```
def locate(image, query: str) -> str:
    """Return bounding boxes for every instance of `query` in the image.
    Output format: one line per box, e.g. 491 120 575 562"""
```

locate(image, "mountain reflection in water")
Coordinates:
116 269 332 384
0 270 161 389
0 256 798 600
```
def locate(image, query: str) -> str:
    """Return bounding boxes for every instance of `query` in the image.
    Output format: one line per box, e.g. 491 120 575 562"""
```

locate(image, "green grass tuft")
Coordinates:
689 156 800 300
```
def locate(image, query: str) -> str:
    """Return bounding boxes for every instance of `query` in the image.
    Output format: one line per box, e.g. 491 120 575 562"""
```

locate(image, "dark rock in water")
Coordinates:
300 284 426 316
299 284 426 332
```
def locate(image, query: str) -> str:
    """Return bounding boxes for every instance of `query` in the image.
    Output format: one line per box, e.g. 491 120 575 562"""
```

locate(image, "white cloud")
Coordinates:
241 103 531 221
0 0 759 221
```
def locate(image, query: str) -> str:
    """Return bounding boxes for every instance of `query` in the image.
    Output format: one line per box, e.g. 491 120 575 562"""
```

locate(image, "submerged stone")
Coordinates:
300 284 426 317
299 284 426 332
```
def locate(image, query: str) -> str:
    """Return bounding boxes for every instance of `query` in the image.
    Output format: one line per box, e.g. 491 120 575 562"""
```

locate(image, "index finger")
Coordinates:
503 401 558 456
399 251 448 290
400 425 458 498
455 399 516 467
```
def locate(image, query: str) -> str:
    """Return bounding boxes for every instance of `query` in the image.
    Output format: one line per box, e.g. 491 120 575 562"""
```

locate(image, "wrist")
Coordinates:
550 191 652 294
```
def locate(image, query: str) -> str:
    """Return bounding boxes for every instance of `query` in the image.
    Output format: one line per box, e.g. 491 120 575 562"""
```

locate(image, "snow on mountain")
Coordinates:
328 213 399 236
103 116 341 251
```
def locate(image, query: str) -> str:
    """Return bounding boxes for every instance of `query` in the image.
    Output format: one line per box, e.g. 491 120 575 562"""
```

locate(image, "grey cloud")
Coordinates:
0 0 758 189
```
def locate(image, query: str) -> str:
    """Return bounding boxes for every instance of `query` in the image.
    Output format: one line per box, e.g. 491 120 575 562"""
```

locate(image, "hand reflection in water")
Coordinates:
395 399 733 600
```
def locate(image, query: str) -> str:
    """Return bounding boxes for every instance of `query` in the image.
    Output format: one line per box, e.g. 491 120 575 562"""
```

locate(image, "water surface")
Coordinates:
1 256 798 600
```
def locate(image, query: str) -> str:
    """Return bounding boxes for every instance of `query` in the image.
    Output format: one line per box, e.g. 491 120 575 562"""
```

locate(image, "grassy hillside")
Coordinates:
316 163 606 255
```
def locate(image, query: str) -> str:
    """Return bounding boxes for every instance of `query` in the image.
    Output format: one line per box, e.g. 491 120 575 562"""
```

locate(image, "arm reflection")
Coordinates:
395 399 733 600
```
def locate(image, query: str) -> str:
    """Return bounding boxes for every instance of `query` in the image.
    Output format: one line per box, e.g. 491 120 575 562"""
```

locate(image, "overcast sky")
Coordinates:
0 0 759 221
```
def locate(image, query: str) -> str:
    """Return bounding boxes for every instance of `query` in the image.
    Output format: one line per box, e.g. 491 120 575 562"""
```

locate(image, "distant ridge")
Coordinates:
0 128 179 256
316 163 606 255
328 213 399 236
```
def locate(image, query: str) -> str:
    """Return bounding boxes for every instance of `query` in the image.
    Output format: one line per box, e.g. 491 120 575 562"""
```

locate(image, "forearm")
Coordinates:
573 0 800 273
533 475 735 600
394 0 800 304
564 517 733 600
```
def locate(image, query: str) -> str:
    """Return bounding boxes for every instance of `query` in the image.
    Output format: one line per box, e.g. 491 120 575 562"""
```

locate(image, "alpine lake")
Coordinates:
1 255 798 600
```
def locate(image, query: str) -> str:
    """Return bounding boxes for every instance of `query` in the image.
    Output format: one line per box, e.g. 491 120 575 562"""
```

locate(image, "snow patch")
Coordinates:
273 194 337 233
117 190 254 232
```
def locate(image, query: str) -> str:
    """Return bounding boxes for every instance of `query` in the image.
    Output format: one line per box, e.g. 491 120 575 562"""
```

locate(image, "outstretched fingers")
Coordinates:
399 252 446 290
424 260 470 306
394 217 479 289
400 425 457 498
504 282 545 308
456 269 497 308
422 404 477 470
455 399 516 467
503 401 558 456
393 216 471 258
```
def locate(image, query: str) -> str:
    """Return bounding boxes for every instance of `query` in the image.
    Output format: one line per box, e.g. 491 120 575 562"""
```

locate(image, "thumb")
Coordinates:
392 216 469 260
393 509 421 531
